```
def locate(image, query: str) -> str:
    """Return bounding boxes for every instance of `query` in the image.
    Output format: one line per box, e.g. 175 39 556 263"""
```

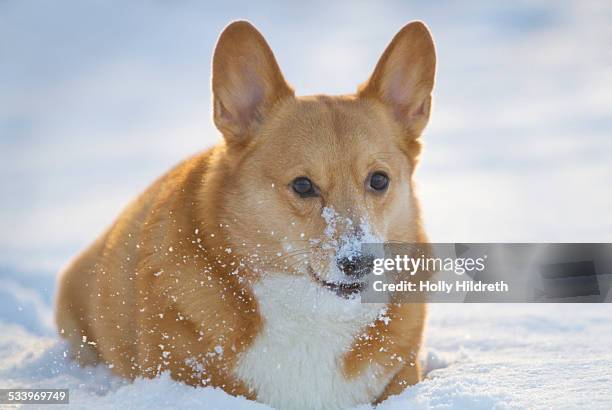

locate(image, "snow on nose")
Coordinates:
321 207 380 281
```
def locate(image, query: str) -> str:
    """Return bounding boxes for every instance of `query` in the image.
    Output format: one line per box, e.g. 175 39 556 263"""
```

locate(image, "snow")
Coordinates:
2 0 612 409
319 206 382 283
2 269 611 408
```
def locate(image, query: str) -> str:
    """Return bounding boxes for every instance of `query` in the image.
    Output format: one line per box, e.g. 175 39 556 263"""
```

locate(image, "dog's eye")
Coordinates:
369 172 389 191
292 177 317 198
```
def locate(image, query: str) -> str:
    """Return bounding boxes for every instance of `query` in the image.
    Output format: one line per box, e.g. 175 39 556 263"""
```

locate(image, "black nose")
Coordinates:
337 255 374 279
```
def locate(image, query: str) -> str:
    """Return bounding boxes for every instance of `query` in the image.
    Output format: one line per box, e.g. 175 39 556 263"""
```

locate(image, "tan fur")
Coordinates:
56 20 436 407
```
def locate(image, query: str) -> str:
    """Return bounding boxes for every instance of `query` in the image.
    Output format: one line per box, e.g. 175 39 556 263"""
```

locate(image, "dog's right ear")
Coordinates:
358 21 436 139
212 21 293 144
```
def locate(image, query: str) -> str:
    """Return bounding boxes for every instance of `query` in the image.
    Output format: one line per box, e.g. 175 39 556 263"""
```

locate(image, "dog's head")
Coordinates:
208 21 435 297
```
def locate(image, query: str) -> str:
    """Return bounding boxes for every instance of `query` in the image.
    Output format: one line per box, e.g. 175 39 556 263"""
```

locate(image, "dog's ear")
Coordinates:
358 21 436 138
212 21 293 144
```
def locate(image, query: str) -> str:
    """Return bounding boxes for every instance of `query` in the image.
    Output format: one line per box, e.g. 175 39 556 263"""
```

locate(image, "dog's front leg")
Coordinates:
375 361 421 404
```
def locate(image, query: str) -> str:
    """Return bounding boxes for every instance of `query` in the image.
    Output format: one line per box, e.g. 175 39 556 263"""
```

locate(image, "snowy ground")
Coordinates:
2 1 612 409
2 275 611 409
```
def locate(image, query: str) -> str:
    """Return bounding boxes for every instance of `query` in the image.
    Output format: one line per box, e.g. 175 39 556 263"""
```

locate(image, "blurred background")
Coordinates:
1 0 611 274
1 4 612 406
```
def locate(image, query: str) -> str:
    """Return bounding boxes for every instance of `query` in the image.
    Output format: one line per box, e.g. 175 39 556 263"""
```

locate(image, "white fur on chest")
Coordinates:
235 275 392 410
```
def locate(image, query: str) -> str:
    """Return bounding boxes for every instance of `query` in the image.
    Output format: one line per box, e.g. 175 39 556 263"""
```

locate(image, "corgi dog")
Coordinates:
56 20 436 410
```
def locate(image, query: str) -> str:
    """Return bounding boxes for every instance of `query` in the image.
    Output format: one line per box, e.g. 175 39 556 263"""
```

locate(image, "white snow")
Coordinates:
2 270 611 409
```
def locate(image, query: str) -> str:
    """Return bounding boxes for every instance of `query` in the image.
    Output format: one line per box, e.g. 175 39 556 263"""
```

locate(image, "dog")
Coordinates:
55 20 436 410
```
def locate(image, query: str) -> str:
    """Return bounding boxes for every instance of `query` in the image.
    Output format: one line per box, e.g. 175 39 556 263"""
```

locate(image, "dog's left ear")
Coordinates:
358 21 436 138
212 21 294 144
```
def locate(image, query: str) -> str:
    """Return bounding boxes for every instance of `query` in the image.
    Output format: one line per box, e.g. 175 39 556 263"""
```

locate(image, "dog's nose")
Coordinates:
337 255 374 279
